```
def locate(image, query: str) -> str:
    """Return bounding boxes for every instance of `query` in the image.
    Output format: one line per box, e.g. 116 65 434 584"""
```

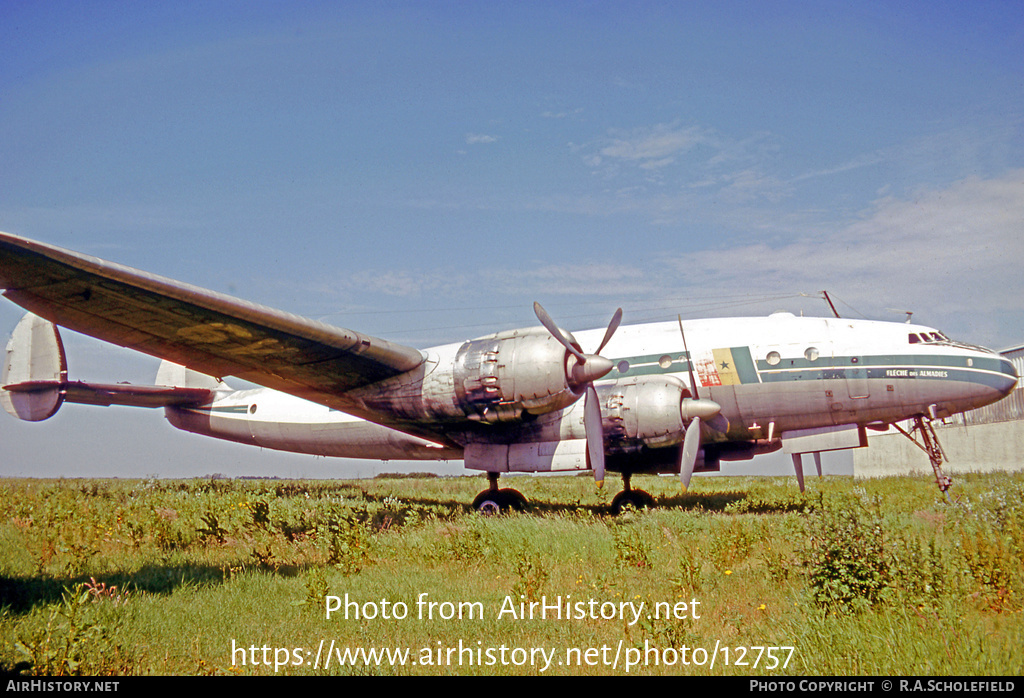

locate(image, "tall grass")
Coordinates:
1 473 1021 675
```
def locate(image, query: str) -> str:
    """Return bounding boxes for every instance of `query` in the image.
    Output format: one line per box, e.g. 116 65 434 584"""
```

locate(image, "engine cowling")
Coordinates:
454 328 581 422
600 375 721 450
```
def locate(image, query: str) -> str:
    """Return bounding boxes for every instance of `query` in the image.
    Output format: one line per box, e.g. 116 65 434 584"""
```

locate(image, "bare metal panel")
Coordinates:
781 423 867 454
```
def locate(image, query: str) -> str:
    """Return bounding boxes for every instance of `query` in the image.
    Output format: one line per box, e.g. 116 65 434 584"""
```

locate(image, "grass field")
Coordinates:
1 471 1022 676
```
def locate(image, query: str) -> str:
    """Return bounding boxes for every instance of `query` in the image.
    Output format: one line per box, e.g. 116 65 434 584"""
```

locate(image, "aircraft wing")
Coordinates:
0 231 426 408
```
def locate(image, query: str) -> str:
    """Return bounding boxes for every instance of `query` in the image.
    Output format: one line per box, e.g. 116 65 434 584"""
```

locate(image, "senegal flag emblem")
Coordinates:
695 347 756 387
711 348 742 385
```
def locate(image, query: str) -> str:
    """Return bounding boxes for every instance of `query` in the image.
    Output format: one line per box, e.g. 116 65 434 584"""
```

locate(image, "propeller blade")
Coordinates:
594 307 623 355
678 315 700 400
584 384 605 487
533 302 619 488
679 417 701 491
704 413 730 434
534 302 586 363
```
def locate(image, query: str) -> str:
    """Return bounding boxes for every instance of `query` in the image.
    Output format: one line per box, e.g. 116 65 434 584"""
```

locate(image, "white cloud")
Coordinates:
465 133 498 145
578 122 794 218
667 171 1024 345
598 123 712 167
304 172 1024 347
791 151 887 182
541 108 583 119
343 269 468 298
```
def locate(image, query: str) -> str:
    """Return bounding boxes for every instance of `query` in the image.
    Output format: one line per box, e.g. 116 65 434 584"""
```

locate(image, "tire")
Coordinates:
610 489 655 514
472 488 528 514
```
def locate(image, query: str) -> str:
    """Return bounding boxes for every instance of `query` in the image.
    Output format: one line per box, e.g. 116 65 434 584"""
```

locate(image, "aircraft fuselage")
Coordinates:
168 312 1017 475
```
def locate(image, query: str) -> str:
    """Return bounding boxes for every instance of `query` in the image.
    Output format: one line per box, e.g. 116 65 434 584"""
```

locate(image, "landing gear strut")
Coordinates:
472 472 527 514
892 414 952 500
610 472 654 514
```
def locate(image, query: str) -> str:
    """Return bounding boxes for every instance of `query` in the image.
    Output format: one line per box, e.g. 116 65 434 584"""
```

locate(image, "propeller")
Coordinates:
534 302 622 487
678 417 702 491
676 314 727 490
583 384 605 486
677 398 723 491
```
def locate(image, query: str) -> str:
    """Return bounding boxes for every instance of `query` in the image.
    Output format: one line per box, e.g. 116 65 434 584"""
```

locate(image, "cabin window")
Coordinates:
658 355 673 369
766 351 781 366
617 360 630 374
805 347 819 361
909 333 921 344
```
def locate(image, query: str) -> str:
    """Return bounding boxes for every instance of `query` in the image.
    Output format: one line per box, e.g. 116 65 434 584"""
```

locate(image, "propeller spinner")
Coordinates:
534 303 621 486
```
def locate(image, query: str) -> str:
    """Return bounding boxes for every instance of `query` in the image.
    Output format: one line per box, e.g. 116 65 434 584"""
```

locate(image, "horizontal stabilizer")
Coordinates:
3 313 215 421
62 381 215 408
3 379 215 410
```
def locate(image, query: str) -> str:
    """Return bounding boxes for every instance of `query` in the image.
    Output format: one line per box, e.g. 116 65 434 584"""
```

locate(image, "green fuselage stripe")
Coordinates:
611 349 1014 389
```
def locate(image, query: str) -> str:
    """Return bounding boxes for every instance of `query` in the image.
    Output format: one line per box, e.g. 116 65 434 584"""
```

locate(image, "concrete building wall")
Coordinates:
853 419 1024 478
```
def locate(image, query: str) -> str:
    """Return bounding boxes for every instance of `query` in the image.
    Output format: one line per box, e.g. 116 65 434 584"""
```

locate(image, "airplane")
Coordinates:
0 230 1018 513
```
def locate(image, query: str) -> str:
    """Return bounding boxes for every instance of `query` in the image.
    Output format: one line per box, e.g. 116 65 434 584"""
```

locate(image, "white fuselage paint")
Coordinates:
168 314 1017 474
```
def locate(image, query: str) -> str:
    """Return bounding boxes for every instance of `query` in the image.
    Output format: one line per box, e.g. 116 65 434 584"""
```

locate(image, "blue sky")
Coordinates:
2 1 1022 478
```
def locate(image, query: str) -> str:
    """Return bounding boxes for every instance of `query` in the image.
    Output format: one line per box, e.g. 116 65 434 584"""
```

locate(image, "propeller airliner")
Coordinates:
0 231 1017 512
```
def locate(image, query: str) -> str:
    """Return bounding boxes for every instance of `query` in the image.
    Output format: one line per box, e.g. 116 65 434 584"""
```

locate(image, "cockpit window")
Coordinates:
910 331 955 345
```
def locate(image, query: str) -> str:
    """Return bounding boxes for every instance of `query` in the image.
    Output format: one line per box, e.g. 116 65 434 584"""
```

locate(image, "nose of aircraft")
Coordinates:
973 353 1019 409
950 351 1018 416
997 355 1019 397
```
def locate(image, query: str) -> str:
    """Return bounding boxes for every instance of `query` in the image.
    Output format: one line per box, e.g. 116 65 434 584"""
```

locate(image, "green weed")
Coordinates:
800 494 890 613
13 583 132 676
1 474 1021 675
510 546 549 602
610 520 652 570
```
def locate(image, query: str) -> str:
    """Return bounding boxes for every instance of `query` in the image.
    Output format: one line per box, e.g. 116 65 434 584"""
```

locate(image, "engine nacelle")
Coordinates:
600 375 721 450
454 328 579 422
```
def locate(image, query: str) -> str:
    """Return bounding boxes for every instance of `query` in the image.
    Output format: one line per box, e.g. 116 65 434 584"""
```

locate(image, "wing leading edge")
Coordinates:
0 231 426 407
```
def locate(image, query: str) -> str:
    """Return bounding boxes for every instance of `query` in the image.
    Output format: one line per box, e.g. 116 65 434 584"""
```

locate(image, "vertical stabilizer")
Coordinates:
155 360 229 391
1 313 68 421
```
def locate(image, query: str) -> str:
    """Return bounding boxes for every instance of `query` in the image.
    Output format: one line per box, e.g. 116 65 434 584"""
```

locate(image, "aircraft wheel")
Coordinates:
501 489 527 511
475 497 503 516
472 488 527 515
611 489 654 514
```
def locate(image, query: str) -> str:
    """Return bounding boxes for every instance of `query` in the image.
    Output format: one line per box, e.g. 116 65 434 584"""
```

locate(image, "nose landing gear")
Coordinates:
891 413 952 500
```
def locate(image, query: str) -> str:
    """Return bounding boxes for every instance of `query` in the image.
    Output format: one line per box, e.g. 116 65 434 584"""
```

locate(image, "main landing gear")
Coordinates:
472 472 527 514
472 472 657 515
610 472 654 514
891 413 953 501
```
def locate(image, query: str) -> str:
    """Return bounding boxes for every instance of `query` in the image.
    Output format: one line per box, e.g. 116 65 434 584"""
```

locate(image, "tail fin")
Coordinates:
1 313 67 421
2 313 220 421
155 360 229 391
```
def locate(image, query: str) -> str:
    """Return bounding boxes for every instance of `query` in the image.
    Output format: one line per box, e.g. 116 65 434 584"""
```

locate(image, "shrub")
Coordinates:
800 495 889 613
